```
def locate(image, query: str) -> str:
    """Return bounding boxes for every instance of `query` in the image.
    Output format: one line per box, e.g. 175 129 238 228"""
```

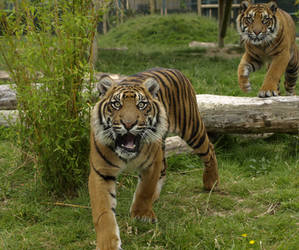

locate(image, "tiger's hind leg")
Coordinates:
201 141 219 191
284 47 299 95
130 146 166 222
186 128 219 191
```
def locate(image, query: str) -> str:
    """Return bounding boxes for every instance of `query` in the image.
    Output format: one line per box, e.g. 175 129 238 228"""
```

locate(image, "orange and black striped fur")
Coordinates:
89 68 219 250
237 1 298 97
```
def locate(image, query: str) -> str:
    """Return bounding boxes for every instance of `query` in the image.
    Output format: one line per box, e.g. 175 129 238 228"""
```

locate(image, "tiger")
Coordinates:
236 0 299 97
89 68 219 250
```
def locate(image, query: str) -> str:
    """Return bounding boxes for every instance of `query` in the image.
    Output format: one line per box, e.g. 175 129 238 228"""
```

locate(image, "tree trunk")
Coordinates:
197 0 202 16
218 0 224 47
218 0 233 48
149 0 156 15
103 12 108 34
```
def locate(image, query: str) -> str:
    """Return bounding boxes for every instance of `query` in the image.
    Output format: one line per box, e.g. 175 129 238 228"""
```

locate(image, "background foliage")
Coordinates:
0 0 97 194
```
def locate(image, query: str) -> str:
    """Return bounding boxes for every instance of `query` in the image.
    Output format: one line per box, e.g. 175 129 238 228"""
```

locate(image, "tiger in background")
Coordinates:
89 68 219 250
237 0 299 97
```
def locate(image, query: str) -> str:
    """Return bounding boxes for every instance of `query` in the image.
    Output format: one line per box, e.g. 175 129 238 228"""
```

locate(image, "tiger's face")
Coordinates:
237 1 278 45
92 76 167 160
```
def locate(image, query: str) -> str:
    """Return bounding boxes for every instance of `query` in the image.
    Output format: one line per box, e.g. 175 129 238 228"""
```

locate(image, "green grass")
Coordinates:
1 131 298 249
1 14 299 249
99 14 240 49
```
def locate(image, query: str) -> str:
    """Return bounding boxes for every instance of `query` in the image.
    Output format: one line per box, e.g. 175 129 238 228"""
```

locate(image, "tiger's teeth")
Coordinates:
121 144 136 149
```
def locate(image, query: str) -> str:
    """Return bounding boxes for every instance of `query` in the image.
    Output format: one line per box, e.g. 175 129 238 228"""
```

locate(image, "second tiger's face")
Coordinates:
237 1 278 45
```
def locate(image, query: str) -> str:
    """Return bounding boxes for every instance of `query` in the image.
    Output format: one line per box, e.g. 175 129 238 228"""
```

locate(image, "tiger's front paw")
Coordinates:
96 234 121 250
258 89 279 98
95 214 122 250
131 209 157 223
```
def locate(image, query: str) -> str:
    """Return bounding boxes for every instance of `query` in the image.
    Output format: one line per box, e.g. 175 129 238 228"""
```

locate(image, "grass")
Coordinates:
1 131 298 249
1 13 299 249
99 14 240 49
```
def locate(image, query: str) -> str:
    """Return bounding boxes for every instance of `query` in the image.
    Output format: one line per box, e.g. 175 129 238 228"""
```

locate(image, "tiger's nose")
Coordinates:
121 119 137 130
254 31 261 36
253 28 261 36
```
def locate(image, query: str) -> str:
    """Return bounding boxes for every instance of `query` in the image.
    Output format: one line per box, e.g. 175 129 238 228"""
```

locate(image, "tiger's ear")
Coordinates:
143 78 160 98
240 1 250 12
267 1 277 14
97 75 114 96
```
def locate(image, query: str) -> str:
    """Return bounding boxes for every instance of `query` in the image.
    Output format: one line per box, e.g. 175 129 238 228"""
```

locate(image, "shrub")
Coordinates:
0 0 98 195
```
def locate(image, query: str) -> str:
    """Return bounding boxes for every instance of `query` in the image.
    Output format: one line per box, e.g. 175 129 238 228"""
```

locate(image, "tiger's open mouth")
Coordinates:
248 33 266 44
250 37 263 42
115 133 141 153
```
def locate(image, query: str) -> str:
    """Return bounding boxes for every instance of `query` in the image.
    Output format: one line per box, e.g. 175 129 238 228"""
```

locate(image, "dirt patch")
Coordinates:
189 41 244 59
205 47 243 59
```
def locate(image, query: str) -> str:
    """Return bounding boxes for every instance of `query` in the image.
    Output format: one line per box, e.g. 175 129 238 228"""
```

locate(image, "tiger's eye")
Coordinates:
137 101 147 109
111 101 121 109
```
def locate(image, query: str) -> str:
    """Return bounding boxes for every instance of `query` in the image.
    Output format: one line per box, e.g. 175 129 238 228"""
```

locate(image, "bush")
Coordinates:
0 0 98 195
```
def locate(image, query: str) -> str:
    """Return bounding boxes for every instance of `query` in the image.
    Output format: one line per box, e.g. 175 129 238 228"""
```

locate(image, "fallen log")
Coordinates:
0 85 17 110
0 71 125 110
196 95 299 134
1 71 299 133
164 136 191 157
2 71 297 157
1 94 298 134
0 71 11 82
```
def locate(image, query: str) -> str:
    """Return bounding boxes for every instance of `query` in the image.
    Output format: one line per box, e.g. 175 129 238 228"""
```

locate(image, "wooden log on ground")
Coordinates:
1 93 299 134
165 136 191 157
0 72 125 110
0 85 17 110
1 71 298 156
197 95 299 134
0 71 11 82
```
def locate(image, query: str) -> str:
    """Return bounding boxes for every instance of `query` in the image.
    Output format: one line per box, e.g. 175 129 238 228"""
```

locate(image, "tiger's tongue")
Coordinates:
122 134 135 149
